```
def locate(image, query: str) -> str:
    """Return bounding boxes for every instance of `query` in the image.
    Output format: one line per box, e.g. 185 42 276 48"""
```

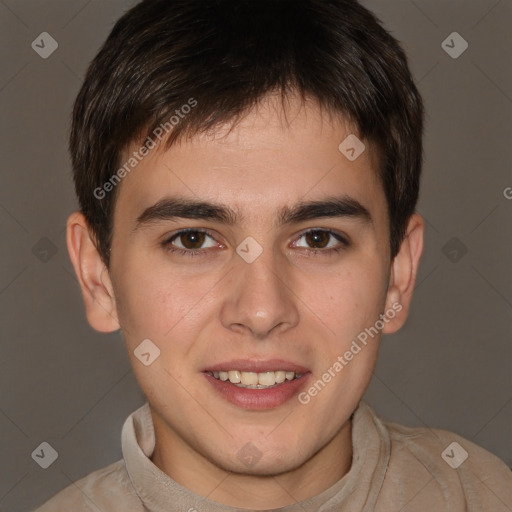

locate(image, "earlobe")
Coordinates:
382 214 424 334
66 211 120 333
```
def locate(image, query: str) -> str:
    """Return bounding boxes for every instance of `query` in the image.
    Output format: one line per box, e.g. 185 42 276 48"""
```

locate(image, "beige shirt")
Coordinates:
33 401 512 511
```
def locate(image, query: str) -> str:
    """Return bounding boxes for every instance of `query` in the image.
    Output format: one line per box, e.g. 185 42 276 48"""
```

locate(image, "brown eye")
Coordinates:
178 231 206 249
165 229 217 252
293 229 349 253
304 230 330 249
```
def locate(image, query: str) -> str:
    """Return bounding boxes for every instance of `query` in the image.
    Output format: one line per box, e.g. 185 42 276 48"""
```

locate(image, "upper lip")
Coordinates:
203 359 310 374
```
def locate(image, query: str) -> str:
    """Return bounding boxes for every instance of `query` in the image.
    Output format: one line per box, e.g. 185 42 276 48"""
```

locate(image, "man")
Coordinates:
35 0 512 510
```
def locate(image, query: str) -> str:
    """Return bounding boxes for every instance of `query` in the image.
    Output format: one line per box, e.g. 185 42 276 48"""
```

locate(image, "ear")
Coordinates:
66 211 120 332
382 214 424 334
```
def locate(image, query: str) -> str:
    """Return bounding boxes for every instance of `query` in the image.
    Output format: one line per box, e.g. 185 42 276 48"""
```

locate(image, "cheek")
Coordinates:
302 260 387 342
296 263 386 424
112 257 220 344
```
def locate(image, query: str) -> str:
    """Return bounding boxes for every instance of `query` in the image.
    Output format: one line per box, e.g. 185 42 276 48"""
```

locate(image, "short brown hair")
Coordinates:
70 0 424 265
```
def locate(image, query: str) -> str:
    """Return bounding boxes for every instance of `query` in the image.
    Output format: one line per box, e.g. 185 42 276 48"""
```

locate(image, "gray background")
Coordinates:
0 0 510 510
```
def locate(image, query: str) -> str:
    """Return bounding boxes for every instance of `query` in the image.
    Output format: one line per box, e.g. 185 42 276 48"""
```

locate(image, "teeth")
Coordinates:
207 370 303 388
275 371 286 383
228 370 241 383
258 371 276 386
241 372 258 385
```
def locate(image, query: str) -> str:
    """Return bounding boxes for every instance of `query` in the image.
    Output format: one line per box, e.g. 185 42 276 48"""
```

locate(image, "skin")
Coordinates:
67 94 424 509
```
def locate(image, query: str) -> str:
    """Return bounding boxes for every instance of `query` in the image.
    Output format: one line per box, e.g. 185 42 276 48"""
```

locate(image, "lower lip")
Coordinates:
204 373 311 410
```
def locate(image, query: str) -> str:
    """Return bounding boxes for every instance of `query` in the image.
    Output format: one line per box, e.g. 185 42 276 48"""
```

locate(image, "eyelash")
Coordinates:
161 228 349 258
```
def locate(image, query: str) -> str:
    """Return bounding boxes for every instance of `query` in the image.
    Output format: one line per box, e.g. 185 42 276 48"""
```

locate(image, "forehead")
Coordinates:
114 95 384 221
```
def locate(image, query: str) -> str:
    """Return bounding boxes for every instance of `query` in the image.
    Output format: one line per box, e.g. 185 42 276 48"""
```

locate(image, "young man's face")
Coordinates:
69 95 422 502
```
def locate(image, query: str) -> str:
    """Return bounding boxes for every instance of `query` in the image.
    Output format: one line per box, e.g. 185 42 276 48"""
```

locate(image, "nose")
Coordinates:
219 249 300 339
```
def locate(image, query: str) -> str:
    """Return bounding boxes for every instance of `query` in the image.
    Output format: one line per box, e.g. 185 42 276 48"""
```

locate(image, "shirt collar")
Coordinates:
122 401 390 511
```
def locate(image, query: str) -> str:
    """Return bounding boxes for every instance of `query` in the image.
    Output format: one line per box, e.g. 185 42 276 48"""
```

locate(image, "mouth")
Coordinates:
204 370 303 389
202 359 311 409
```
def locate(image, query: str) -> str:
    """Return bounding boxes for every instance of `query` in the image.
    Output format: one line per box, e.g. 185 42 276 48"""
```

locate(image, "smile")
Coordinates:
205 370 302 388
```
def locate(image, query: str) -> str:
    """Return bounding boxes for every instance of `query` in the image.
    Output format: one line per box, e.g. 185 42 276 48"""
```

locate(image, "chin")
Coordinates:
209 442 310 477
225 456 306 478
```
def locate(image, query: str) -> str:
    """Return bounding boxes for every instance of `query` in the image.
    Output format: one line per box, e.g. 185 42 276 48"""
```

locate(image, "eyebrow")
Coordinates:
134 195 372 230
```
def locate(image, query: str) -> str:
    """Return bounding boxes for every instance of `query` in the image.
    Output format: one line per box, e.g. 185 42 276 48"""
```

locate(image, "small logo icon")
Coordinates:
503 187 512 200
31 32 59 59
338 134 365 162
442 441 468 469
442 237 468 263
32 237 58 262
237 442 262 468
442 32 468 59
236 236 263 264
32 442 58 469
134 338 160 366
